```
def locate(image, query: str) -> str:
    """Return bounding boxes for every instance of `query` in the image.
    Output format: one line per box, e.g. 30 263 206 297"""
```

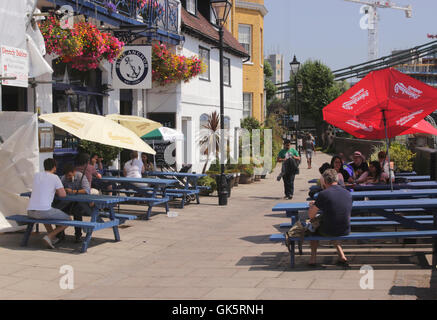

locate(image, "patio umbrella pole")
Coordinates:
382 110 394 192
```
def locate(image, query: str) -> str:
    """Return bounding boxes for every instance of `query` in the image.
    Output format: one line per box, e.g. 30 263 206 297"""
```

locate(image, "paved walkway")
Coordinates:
0 152 436 300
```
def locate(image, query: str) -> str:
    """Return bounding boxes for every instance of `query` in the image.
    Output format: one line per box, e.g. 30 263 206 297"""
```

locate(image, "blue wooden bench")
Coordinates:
270 230 437 268
279 215 434 229
6 215 115 249
97 212 137 223
112 188 195 209
136 187 199 208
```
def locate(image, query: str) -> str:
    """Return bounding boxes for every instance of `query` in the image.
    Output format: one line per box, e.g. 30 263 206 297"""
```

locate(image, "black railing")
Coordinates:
92 0 179 33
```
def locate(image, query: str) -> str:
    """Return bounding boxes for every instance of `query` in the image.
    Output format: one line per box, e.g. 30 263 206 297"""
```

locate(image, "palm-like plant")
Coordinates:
200 111 221 174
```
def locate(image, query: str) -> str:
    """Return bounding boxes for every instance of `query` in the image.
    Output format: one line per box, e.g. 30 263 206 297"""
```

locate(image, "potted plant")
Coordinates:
197 176 217 196
238 164 254 184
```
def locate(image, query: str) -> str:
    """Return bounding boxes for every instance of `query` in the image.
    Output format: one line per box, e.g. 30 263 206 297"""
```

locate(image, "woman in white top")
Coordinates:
123 151 146 188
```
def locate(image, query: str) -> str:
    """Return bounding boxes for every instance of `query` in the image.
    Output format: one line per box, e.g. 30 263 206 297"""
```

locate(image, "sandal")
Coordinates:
336 260 350 268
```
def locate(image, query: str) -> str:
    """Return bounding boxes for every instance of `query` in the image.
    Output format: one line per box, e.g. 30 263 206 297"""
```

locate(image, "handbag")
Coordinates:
284 220 306 252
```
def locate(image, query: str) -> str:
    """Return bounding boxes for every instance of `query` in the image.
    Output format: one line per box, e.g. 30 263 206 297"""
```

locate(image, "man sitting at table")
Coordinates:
27 158 71 249
308 169 352 267
347 151 369 184
54 163 92 243
75 153 101 195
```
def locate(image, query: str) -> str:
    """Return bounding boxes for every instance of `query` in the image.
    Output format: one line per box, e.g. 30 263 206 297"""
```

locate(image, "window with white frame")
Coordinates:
238 24 252 60
223 57 230 86
187 0 196 15
224 116 230 130
243 93 252 118
199 47 210 81
200 113 209 130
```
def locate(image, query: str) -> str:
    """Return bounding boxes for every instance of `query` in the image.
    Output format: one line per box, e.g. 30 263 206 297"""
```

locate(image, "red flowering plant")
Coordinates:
152 43 205 86
39 16 124 71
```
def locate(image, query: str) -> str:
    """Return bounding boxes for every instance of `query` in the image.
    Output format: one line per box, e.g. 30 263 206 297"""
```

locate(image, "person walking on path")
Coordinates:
277 140 301 200
304 135 315 169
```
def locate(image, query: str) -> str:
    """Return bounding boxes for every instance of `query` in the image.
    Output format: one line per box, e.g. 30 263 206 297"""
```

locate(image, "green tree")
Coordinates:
78 140 121 164
267 96 289 116
290 60 347 137
264 60 277 101
241 117 261 131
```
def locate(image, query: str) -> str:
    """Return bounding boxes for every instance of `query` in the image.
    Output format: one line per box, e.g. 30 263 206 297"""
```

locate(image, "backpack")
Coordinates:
284 157 299 175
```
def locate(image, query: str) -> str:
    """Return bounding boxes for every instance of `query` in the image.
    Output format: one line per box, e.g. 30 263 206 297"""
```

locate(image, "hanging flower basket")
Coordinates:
152 43 205 86
39 16 124 71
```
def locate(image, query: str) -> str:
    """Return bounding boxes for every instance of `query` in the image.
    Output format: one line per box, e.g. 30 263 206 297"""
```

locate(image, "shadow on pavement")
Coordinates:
389 269 437 300
0 231 118 254
248 196 283 201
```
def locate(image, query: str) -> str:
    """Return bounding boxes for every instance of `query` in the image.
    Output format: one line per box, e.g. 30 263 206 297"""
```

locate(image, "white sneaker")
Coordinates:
42 235 55 249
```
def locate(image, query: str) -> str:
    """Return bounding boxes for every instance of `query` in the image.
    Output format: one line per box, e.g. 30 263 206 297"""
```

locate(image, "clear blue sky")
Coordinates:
264 0 436 79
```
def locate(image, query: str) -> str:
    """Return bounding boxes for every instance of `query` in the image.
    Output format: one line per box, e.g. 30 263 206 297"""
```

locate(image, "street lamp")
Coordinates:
211 0 232 206
290 55 301 152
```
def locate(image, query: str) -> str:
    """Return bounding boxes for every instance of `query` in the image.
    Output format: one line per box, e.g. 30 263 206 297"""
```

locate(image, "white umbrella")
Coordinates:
39 112 156 154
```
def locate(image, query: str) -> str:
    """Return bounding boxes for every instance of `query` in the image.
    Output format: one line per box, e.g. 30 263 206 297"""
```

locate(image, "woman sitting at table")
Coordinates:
330 155 350 186
358 161 388 185
141 153 154 174
123 151 146 188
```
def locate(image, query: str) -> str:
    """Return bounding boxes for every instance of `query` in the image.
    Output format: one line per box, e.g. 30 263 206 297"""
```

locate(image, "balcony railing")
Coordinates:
91 0 179 33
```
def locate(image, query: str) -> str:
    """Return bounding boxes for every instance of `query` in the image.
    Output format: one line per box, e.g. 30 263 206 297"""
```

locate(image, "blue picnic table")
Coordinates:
271 199 437 268
314 188 437 200
15 193 135 253
99 176 178 219
396 175 431 182
351 181 437 191
396 172 417 176
144 171 207 205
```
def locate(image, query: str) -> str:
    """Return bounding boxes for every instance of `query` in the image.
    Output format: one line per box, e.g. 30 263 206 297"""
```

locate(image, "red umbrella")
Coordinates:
323 68 437 190
400 119 437 136
323 68 437 140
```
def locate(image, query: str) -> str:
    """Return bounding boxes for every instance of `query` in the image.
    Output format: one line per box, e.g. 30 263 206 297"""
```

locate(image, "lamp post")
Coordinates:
211 0 232 206
290 55 301 152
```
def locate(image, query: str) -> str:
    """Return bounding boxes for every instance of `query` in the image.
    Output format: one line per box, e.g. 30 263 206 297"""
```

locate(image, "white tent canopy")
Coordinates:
0 112 39 233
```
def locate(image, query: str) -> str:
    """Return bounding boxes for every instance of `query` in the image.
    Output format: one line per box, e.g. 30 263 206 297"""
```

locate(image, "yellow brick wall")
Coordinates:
229 1 265 123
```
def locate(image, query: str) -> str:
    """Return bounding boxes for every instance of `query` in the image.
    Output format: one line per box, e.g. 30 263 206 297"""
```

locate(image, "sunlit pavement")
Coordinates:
0 151 435 300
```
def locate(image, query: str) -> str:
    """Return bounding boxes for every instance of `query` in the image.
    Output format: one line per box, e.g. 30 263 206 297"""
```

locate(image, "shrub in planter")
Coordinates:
370 142 416 172
238 164 254 184
198 176 217 195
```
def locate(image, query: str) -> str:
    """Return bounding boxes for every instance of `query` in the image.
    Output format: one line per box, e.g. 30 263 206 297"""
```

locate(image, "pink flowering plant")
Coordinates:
152 43 205 86
39 16 124 71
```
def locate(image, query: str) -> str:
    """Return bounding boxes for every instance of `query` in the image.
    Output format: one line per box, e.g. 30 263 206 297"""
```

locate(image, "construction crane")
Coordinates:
345 0 412 61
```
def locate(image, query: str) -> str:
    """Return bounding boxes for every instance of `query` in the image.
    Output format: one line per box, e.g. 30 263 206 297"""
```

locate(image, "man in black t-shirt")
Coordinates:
308 169 352 267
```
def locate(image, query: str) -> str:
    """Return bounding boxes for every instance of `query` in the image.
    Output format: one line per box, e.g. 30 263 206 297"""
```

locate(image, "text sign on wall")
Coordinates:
112 46 152 89
0 46 28 88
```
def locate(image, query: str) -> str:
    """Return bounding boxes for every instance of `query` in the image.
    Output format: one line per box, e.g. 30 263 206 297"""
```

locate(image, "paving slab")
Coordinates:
0 151 435 299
